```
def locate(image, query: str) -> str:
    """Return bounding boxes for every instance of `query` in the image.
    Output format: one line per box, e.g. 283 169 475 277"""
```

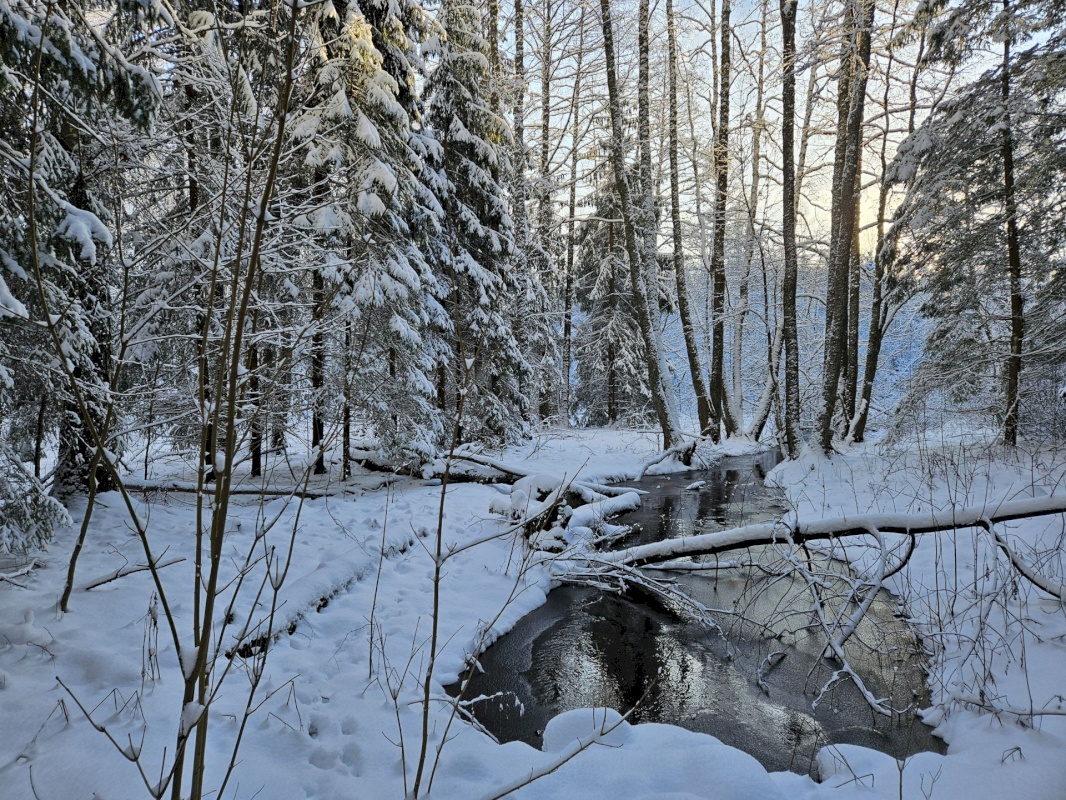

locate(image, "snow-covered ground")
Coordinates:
1 428 1065 799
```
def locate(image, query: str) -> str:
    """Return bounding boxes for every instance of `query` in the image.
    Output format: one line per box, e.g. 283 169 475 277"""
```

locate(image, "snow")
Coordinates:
0 272 27 319
355 110 381 148
180 702 205 735
54 201 112 266
1 429 1065 799
357 190 387 216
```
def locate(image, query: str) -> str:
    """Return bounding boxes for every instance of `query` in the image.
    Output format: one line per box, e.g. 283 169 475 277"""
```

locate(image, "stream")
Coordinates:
451 451 946 776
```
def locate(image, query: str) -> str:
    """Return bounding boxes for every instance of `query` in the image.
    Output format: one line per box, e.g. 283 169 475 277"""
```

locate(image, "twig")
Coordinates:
0 559 42 589
83 558 185 591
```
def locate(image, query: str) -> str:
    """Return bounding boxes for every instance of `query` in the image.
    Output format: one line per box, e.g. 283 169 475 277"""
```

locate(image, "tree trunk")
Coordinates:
311 267 327 475
850 4 922 443
745 224 782 441
816 0 874 454
731 0 769 434
608 223 618 423
637 0 682 435
513 0 530 264
600 494 1066 569
780 0 802 458
563 7 585 424
537 0 556 420
795 57 821 208
1001 0 1023 447
342 320 352 479
598 0 680 449
34 392 47 480
539 0 553 242
487 0 500 73
248 332 261 478
709 0 736 438
667 0 712 434
843 162 861 428
684 74 714 436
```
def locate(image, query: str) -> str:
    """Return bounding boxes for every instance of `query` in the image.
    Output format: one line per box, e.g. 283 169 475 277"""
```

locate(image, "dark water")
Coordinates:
451 452 945 776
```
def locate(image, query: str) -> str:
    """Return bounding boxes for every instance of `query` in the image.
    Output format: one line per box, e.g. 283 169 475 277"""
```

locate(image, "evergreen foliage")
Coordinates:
888 7 1066 438
423 0 528 443
572 186 651 426
0 0 158 547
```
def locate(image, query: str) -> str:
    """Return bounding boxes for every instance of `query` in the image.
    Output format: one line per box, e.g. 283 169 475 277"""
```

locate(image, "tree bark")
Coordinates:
34 392 47 480
513 0 530 260
601 494 1066 568
780 0 802 458
684 73 714 434
248 329 261 478
562 7 586 424
732 0 770 432
487 0 500 73
817 0 874 454
539 0 553 242
637 0 682 435
850 5 923 443
709 0 736 438
342 319 352 479
311 267 326 475
1001 0 1024 447
843 162 861 427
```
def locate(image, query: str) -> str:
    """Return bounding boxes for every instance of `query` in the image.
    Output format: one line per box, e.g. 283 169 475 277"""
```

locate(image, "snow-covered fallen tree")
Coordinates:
596 493 1066 591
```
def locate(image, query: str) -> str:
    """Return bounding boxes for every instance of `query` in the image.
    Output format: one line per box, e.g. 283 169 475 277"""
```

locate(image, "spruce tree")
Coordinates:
300 0 451 464
888 0 1066 442
0 1 156 537
572 186 651 426
424 0 528 443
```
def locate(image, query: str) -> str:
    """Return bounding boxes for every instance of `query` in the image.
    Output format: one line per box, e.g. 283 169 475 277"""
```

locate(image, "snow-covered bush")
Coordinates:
0 446 69 554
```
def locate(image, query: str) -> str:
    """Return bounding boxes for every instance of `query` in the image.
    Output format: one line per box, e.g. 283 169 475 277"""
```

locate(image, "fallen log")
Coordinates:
598 494 1066 585
634 439 701 478
122 478 336 499
435 452 646 498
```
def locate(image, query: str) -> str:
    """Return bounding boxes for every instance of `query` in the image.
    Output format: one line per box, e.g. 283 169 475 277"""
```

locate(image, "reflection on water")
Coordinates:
621 450 785 544
451 453 945 775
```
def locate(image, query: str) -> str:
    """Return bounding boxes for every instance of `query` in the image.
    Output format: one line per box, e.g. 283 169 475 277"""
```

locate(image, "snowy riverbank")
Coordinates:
1 428 1065 799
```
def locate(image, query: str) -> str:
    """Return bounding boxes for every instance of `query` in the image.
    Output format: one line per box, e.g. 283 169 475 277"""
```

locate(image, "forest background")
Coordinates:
2 0 1066 798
